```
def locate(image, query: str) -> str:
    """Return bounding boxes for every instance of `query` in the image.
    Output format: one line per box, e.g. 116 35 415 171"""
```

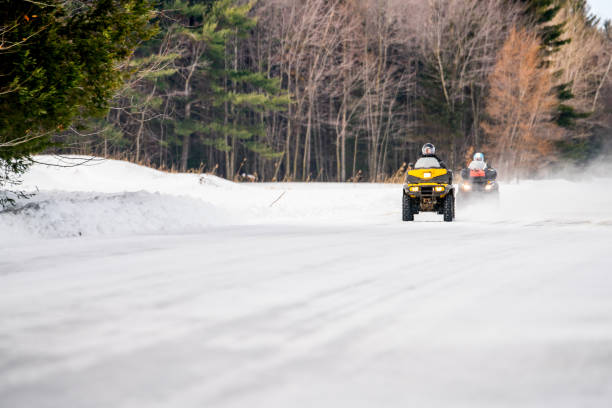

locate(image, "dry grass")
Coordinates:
383 163 408 184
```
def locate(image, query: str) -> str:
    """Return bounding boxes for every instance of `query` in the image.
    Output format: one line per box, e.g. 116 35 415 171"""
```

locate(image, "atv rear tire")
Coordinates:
443 193 454 222
402 193 414 221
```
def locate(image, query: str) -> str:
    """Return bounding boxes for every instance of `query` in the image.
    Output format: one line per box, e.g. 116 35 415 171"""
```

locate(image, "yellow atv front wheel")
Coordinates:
443 193 455 222
402 193 414 221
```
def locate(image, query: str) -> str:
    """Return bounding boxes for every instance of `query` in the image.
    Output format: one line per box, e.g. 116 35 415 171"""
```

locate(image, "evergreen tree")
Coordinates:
0 0 154 165
514 0 588 127
144 0 288 174
96 0 289 173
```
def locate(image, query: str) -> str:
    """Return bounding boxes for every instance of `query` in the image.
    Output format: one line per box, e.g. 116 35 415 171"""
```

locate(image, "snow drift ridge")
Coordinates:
0 191 230 240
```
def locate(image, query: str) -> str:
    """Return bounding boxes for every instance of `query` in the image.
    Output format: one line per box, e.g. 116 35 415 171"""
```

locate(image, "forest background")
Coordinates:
2 0 612 184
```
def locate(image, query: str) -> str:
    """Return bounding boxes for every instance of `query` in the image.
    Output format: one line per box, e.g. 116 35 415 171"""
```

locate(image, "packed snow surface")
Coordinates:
2 156 612 407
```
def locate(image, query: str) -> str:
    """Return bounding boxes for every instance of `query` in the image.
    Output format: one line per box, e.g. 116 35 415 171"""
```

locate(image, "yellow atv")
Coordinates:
402 158 455 222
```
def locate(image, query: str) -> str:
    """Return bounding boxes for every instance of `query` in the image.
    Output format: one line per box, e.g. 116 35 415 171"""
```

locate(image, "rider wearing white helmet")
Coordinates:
419 143 447 168
468 152 487 170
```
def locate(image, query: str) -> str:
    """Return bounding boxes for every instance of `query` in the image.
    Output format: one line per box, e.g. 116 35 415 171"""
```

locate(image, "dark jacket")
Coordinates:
421 153 447 169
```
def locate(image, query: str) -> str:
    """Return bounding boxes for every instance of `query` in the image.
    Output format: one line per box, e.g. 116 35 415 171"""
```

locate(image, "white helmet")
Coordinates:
422 143 435 155
473 152 484 161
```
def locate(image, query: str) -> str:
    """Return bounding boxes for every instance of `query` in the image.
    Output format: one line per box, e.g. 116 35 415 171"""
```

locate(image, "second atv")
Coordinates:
402 156 455 222
458 165 499 202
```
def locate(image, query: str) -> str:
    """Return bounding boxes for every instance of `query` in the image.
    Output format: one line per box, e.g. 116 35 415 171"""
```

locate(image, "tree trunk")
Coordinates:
180 101 192 172
135 109 145 163
302 99 313 180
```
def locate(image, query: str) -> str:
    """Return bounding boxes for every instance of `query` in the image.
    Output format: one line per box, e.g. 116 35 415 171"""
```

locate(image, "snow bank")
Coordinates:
22 155 235 194
0 156 244 240
0 191 230 240
8 156 405 234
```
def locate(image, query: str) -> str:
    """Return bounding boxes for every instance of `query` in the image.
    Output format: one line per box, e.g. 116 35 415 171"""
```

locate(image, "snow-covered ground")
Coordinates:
1 156 612 407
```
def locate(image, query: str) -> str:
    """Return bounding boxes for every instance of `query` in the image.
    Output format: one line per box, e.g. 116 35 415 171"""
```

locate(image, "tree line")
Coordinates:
2 0 612 185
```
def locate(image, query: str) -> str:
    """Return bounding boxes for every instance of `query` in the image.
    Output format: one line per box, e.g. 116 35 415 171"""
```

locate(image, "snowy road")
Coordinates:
2 158 612 407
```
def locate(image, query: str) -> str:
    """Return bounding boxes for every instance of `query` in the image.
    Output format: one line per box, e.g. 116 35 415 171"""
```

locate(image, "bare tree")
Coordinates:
418 0 521 166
